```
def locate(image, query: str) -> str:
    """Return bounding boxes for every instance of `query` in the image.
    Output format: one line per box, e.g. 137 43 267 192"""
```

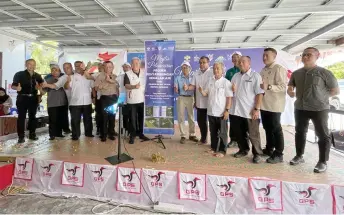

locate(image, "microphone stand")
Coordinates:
105 103 133 165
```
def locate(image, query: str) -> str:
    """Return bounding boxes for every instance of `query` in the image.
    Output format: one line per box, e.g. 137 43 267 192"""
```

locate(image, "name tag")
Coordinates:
245 80 252 82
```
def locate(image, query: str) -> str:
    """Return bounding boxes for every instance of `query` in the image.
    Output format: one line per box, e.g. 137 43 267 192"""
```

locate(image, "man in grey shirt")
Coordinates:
43 63 68 140
288 47 339 173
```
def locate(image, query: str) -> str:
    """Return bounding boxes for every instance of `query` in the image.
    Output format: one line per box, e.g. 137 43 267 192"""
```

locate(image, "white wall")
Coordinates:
0 34 25 89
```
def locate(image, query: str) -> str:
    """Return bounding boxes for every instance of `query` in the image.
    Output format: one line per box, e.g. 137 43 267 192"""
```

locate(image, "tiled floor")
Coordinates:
1 125 344 185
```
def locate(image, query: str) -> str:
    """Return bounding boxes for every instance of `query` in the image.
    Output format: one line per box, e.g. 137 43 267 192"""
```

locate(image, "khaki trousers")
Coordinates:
177 96 195 138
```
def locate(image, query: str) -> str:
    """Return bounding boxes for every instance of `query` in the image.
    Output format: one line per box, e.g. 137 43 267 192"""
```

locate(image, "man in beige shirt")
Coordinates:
260 48 287 164
94 61 119 142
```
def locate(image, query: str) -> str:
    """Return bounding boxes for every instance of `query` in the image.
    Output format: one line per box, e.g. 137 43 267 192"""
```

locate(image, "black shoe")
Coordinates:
63 129 71 134
108 136 115 141
314 161 327 173
139 135 150 141
49 136 55 140
266 155 283 164
85 134 94 138
180 137 186 144
18 138 25 144
129 137 135 144
253 155 261 164
262 148 273 157
71 137 78 141
289 155 305 165
228 140 238 148
56 135 65 138
101 137 106 142
233 151 248 158
189 136 199 142
29 135 38 141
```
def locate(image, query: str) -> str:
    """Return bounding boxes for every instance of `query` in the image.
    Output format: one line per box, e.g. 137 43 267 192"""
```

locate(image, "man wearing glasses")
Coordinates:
288 47 339 173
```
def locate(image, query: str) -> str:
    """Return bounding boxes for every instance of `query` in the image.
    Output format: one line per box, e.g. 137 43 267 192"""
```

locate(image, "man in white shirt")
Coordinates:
260 48 287 164
200 62 233 157
43 61 95 141
188 56 213 144
230 56 264 163
93 63 104 136
124 58 149 144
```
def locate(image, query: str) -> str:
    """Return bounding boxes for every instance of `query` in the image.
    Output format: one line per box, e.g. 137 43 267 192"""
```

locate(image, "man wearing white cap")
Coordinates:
174 61 198 144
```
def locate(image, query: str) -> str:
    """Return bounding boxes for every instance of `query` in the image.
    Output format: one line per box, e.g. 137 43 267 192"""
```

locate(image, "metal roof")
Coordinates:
0 0 344 53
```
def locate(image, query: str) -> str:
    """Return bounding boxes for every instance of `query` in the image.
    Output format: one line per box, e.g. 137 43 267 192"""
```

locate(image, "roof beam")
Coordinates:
273 0 334 44
11 0 53 19
283 15 344 51
93 0 142 44
244 0 284 43
184 0 195 43
217 0 236 43
38 29 312 41
1 5 343 28
138 0 164 34
0 9 25 20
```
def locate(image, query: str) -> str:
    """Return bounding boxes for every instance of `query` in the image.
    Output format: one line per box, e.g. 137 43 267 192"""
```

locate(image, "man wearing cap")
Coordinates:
117 62 131 133
11 59 45 143
225 52 241 148
187 56 213 144
175 61 198 144
43 63 68 140
124 57 150 144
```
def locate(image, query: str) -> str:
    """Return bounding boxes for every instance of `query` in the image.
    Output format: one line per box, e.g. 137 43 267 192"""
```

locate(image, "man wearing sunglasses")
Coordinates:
287 47 339 173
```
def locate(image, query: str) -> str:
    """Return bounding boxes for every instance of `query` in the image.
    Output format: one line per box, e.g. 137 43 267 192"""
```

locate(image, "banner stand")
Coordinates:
105 104 133 165
150 135 168 149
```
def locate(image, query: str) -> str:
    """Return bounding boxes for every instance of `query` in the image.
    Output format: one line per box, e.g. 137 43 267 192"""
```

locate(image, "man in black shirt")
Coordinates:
12 59 44 143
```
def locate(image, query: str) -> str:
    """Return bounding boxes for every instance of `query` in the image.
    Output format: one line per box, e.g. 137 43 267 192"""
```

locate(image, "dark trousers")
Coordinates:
95 99 102 131
48 106 65 137
60 105 70 132
122 104 130 132
229 115 237 142
127 102 144 138
294 109 330 162
261 110 284 156
196 108 208 141
230 115 263 156
16 95 39 138
69 105 93 138
208 115 228 153
100 95 118 138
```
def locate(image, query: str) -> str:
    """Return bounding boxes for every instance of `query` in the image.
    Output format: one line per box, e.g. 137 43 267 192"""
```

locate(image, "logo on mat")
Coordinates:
92 167 106 182
217 180 235 197
295 186 317 205
122 171 136 188
184 177 201 196
18 161 30 170
296 186 317 198
255 184 276 203
41 163 54 177
148 172 165 187
255 184 276 196
67 166 80 176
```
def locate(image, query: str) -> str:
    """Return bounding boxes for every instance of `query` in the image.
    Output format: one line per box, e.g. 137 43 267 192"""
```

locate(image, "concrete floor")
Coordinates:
0 194 165 214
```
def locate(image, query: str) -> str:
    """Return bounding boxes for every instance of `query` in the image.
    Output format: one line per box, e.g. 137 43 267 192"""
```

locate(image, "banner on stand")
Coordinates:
249 178 283 211
61 162 85 187
143 169 177 203
14 157 34 180
144 41 176 135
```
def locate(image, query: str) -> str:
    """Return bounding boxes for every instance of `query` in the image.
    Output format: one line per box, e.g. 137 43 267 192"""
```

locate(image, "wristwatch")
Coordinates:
225 108 230 112
267 84 272 90
254 107 260 111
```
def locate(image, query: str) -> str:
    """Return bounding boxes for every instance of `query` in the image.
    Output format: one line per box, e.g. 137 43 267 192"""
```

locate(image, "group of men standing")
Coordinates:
174 47 339 173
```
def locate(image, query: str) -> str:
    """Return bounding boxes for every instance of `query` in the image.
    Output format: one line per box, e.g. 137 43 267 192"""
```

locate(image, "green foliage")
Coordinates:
326 61 344 79
29 41 58 75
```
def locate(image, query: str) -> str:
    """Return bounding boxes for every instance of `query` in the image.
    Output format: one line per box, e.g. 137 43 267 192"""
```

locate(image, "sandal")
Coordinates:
215 152 225 158
205 149 215 154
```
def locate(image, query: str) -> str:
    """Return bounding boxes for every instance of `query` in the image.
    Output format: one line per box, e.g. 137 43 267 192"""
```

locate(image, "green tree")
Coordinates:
326 61 344 79
29 41 58 75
